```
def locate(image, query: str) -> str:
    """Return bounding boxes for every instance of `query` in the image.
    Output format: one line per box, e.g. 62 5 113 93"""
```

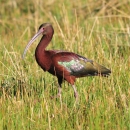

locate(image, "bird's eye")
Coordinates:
42 27 45 30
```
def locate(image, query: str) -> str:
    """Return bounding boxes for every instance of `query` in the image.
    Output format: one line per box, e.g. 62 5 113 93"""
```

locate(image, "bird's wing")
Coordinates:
52 52 111 77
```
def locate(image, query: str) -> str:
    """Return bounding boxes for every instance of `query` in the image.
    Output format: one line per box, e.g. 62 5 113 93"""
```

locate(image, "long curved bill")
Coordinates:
22 29 43 59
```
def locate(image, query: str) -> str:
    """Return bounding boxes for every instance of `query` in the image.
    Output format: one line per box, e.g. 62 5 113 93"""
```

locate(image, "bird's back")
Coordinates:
51 52 111 78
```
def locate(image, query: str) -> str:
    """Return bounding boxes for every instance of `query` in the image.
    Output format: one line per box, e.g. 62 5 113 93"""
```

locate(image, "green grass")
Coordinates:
0 0 130 129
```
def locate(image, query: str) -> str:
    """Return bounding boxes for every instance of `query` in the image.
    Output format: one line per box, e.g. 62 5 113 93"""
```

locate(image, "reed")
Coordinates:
0 0 130 129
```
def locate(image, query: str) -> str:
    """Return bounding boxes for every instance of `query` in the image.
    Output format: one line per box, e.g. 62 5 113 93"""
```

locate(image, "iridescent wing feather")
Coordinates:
52 52 111 77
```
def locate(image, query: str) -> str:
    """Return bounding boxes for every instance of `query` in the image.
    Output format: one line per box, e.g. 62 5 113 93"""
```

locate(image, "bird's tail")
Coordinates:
88 61 111 77
69 59 111 77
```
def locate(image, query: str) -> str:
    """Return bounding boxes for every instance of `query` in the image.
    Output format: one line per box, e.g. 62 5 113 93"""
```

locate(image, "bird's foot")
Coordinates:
50 87 62 99
74 92 78 100
50 93 61 99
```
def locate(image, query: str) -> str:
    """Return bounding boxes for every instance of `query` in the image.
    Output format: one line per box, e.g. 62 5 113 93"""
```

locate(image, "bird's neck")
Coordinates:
35 34 53 70
36 25 54 53
37 35 51 51
35 31 53 56
35 27 54 70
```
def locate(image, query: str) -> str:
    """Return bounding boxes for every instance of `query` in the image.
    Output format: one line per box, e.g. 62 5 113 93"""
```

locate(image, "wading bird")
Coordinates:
23 23 111 99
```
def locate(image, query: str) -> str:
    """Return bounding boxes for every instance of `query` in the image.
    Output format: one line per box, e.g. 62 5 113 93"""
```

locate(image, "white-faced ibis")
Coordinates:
23 23 111 99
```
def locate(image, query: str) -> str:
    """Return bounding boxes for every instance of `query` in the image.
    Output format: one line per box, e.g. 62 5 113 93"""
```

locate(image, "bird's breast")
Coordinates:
35 52 52 71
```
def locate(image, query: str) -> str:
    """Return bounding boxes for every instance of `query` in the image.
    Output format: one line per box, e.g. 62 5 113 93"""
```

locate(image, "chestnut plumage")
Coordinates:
23 23 111 99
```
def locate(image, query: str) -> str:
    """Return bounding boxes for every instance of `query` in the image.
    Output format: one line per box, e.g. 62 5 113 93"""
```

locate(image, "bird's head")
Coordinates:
38 23 53 35
22 23 53 59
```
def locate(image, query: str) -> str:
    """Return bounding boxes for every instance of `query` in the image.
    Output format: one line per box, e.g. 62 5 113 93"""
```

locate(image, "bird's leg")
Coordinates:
57 85 62 97
50 86 61 99
50 85 62 99
51 76 63 99
72 85 78 99
56 76 63 97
